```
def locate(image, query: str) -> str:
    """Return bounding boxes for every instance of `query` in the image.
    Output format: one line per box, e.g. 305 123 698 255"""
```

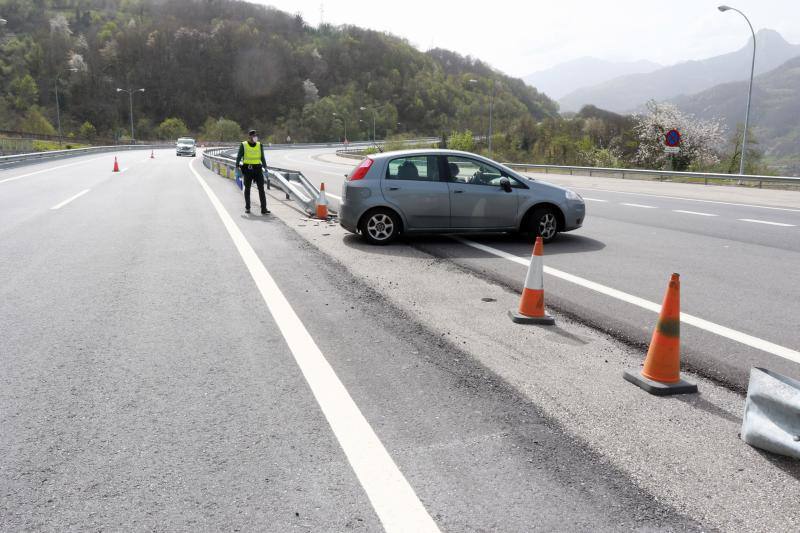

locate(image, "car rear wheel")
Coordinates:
360 208 400 245
526 207 559 243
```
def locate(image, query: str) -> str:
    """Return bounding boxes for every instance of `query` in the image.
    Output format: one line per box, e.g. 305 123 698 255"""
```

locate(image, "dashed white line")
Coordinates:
673 210 717 217
738 218 795 227
0 155 108 184
50 189 90 210
568 186 800 213
455 237 800 366
583 198 608 202
189 160 439 533
621 203 657 209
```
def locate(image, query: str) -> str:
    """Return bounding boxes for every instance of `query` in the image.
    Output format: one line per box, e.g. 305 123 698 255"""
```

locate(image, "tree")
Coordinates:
201 117 242 142
633 100 726 171
18 108 57 135
78 121 97 140
9 75 39 111
157 117 189 140
448 130 474 152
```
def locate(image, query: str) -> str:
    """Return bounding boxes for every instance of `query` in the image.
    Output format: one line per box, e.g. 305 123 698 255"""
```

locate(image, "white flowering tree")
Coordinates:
633 100 726 171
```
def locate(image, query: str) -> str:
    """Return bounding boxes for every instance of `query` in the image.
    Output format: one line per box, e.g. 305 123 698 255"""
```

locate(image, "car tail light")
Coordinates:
347 158 373 181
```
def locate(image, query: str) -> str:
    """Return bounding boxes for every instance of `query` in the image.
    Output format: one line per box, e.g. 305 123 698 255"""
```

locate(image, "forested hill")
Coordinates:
0 0 558 142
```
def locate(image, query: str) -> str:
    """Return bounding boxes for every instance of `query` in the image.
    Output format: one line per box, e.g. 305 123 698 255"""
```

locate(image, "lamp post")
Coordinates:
332 112 347 143
54 68 78 147
718 5 756 175
468 79 496 156
116 87 145 143
359 106 376 143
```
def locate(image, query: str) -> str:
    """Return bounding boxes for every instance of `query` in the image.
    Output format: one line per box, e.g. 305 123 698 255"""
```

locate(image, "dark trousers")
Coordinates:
242 165 267 211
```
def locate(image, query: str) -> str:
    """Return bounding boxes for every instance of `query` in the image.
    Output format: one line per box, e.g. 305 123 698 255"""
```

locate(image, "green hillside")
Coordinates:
673 55 800 175
0 0 557 142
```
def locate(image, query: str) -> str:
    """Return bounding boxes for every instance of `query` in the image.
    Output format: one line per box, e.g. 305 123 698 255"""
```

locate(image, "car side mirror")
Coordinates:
499 177 512 193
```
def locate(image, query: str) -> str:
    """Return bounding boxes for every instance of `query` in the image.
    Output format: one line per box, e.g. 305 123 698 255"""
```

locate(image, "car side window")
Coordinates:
445 156 521 187
386 156 439 181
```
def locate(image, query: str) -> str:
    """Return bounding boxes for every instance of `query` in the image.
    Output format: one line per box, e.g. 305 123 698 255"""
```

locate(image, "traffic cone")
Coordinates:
510 236 555 325
150 150 155 159
112 157 119 172
623 273 697 396
315 182 329 219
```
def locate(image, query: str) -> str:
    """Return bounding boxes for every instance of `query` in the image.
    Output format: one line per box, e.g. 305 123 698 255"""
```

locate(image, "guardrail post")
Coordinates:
758 180 762 189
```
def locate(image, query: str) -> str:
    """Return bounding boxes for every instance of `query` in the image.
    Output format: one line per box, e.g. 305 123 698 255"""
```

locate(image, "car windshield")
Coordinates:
177 138 194 145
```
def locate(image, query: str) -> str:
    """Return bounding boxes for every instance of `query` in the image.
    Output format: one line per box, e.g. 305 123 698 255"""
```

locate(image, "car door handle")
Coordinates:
388 186 401 191
453 190 464 194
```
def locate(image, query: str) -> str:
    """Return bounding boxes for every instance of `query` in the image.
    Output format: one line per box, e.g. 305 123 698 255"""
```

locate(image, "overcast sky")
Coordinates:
252 0 800 76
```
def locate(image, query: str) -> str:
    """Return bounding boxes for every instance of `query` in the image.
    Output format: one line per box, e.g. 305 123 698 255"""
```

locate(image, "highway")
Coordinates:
1 150 710 531
265 145 800 389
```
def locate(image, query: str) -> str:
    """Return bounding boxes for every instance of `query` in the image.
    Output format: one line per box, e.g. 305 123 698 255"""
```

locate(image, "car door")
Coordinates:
381 154 449 230
445 156 518 229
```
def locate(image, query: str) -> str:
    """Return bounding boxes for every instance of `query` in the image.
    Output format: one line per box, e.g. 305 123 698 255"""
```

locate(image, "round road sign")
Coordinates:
665 129 681 147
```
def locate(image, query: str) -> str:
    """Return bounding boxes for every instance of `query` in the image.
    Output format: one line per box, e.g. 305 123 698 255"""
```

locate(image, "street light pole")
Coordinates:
54 68 78 148
360 106 376 143
718 5 756 175
332 112 347 143
116 87 145 143
488 78 496 157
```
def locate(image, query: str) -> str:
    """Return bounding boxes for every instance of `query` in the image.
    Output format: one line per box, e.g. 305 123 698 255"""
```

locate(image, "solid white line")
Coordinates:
50 189 90 210
0 155 108 185
189 160 439 533
327 193 342 201
118 167 129 173
568 186 800 213
621 203 657 209
738 218 795 227
582 198 608 202
673 210 718 217
455 237 800 365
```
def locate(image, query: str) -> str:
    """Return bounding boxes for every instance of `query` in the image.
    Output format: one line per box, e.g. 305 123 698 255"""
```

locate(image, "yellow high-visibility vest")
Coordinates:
242 141 262 165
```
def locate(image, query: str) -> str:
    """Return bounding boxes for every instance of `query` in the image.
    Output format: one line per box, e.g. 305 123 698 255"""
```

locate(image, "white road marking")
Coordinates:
327 193 342 201
189 160 439 533
583 198 608 202
50 189 90 210
118 167 129 173
738 218 795 227
455 237 800 365
673 210 718 217
621 203 657 209
567 186 800 213
0 155 108 185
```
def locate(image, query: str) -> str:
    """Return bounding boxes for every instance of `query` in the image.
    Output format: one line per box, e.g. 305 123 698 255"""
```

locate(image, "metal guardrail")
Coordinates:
202 148 324 216
0 144 172 169
502 163 800 188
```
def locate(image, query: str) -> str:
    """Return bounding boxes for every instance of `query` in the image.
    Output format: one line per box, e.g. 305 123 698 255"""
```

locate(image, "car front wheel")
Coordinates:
526 207 559 243
360 208 400 245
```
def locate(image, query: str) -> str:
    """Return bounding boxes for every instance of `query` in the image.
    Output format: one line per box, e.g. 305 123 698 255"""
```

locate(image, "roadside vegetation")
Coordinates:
0 0 780 173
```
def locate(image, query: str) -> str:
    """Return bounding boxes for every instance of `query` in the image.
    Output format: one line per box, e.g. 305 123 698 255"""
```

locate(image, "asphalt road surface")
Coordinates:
1 150 703 531
265 146 800 390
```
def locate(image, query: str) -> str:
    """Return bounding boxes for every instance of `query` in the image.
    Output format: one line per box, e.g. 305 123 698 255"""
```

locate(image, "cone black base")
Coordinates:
623 370 697 396
509 310 555 325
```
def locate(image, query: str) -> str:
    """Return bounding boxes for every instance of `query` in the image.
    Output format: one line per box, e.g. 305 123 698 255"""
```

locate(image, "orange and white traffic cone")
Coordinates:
623 273 697 395
112 157 120 172
150 150 155 159
315 182 329 219
510 236 555 325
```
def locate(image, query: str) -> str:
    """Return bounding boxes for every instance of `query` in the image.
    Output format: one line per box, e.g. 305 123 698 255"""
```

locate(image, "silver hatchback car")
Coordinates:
339 149 585 244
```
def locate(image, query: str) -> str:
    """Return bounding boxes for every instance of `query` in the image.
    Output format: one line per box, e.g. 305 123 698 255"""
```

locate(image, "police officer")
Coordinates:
235 129 270 215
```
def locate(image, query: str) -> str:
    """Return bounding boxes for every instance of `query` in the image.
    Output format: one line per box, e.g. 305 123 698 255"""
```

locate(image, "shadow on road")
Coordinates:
341 232 605 261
